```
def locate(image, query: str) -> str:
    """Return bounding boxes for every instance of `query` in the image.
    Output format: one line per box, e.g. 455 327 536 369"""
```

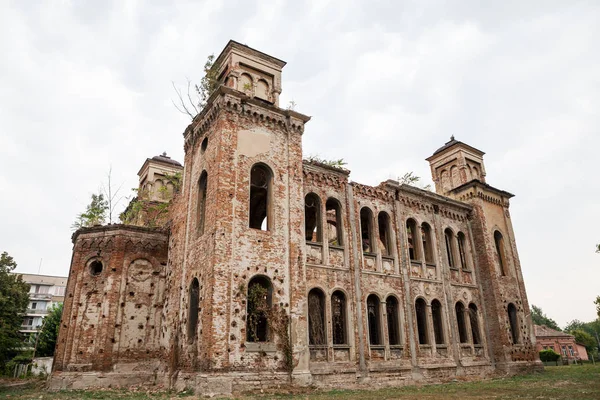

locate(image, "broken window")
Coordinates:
406 219 419 261
249 164 272 230
308 288 326 345
246 276 272 342
360 207 374 253
187 278 200 343
197 171 207 234
415 298 428 345
378 212 392 256
431 299 445 344
331 291 347 345
469 303 481 345
507 303 519 344
444 228 456 268
422 223 434 263
367 294 381 345
305 193 322 243
326 198 343 246
457 232 468 270
386 296 401 346
494 230 508 276
455 302 468 343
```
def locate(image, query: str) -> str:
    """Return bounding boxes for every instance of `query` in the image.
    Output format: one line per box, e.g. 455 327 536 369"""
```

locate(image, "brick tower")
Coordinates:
426 137 539 371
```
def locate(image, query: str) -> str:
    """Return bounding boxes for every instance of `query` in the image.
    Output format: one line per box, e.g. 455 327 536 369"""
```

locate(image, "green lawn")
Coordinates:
1 364 599 399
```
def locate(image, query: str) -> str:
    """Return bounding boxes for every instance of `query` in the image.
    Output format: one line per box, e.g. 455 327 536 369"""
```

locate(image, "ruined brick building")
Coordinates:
51 41 540 394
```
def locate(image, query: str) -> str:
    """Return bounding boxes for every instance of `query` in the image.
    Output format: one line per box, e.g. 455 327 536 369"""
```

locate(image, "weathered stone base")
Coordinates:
49 361 542 397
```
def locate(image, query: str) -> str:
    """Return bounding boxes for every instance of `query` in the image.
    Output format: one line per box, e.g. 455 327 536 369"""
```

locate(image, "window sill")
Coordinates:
389 345 404 349
369 345 385 350
329 245 345 250
306 241 323 247
363 252 377 257
245 342 277 353
436 344 448 348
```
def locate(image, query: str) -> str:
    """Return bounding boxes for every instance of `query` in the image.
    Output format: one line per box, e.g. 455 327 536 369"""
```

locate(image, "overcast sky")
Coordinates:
1 1 598 327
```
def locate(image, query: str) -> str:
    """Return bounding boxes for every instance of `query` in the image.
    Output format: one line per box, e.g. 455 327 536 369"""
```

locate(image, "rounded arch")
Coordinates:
366 293 382 345
493 230 508 276
377 211 392 257
507 302 519 344
455 301 468 343
308 287 326 345
249 163 274 231
360 207 374 253
456 231 468 270
331 289 348 345
239 73 253 93
305 193 322 243
406 218 420 261
325 197 344 247
246 275 273 342
444 227 457 269
421 222 435 264
385 294 401 346
187 278 200 343
415 297 429 345
431 299 445 344
197 170 208 234
87 257 104 277
256 79 269 100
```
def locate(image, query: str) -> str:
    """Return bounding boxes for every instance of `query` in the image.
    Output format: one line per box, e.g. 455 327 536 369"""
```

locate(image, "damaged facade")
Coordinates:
51 41 540 394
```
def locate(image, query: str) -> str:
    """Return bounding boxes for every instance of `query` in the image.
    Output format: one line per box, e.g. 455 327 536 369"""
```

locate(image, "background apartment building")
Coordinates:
16 273 67 339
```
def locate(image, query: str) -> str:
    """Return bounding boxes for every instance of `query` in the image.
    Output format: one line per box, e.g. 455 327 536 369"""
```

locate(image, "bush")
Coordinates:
539 349 561 362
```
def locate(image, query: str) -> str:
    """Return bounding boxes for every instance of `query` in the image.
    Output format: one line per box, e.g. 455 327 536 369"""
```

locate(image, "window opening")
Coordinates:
455 302 468 343
507 303 519 344
432 299 445 344
386 296 401 345
367 294 381 345
494 231 507 276
187 278 200 342
308 288 326 345
415 298 428 344
422 223 434 263
377 212 391 256
444 229 456 268
406 219 419 261
332 291 347 345
469 303 481 345
457 232 468 270
246 276 272 342
305 194 321 243
197 171 207 234
326 198 343 246
360 207 374 253
89 260 103 276
249 164 271 230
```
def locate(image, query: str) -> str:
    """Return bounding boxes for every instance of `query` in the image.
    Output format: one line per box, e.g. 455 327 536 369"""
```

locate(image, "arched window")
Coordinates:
256 79 269 100
246 276 272 342
326 198 343 247
239 73 253 94
305 193 322 243
360 207 374 253
308 288 326 345
367 294 381 345
197 171 207 234
469 303 481 345
507 303 519 344
457 232 468 270
378 212 392 256
331 291 347 345
415 298 428 344
455 302 468 343
249 164 272 230
444 228 456 268
494 231 508 276
431 299 445 344
187 278 200 343
386 296 401 346
406 219 420 261
422 223 434 263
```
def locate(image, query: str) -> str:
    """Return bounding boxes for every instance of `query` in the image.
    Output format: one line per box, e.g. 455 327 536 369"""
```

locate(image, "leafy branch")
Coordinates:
171 54 220 120
398 171 432 191
305 154 347 169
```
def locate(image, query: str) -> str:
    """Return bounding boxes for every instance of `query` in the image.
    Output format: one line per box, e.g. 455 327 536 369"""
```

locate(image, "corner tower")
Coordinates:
427 138 540 372
164 40 312 384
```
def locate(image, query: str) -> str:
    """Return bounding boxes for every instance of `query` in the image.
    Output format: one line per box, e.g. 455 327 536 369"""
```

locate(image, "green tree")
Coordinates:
72 193 108 230
595 296 600 319
569 329 596 353
531 305 561 331
0 252 30 370
539 348 561 362
35 302 63 357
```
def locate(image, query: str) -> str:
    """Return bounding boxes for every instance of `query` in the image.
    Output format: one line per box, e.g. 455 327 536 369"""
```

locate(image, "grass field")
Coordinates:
1 364 599 399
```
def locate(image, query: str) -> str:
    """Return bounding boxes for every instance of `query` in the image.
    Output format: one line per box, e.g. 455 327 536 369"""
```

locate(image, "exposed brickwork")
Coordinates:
51 41 540 395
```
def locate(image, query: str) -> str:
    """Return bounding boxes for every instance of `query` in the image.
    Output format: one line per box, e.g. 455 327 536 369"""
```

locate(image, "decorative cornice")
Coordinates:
302 164 348 190
350 182 395 202
183 86 311 153
72 224 168 244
